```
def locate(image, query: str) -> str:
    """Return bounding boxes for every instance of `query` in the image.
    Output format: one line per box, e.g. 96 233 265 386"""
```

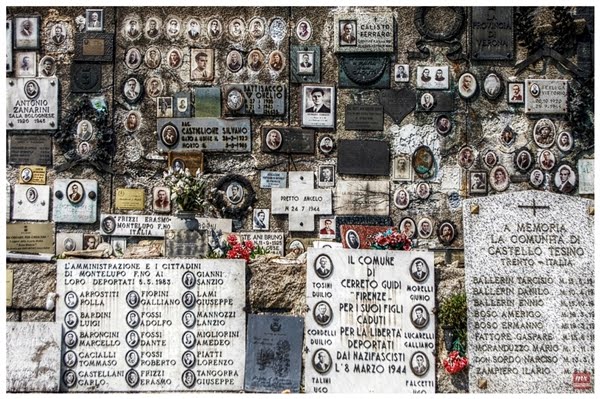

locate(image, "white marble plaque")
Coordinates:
524 79 569 114
271 173 332 231
100 213 172 237
12 184 49 221
7 78 59 130
577 159 594 195
52 179 98 224
170 216 232 233
260 171 287 189
305 248 435 393
463 191 594 393
334 181 389 215
156 118 251 152
6 322 61 392
56 258 246 392
239 232 284 256
56 232 83 254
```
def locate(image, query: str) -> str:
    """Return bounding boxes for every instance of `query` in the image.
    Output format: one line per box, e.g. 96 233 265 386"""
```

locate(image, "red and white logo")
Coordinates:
572 371 592 390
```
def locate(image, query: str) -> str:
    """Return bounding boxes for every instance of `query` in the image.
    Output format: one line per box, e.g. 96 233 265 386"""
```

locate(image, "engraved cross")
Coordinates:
517 199 550 216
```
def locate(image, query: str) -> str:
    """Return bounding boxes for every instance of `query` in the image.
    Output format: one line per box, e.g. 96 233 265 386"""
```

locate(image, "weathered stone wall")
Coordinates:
6 6 594 393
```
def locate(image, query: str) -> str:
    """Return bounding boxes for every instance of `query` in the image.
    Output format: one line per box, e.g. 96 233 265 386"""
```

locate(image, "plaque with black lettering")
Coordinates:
223 84 285 116
415 91 454 112
244 314 304 393
71 63 102 93
9 135 52 165
339 54 389 88
291 45 321 84
471 7 514 60
344 105 384 131
261 127 314 154
379 88 416 124
74 32 114 62
337 140 389 176
333 216 394 243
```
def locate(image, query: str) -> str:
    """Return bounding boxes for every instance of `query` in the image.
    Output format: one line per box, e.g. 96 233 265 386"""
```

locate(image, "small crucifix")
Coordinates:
517 199 550 216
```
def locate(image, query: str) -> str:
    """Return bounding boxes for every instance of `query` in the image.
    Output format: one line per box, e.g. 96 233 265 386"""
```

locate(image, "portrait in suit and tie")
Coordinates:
190 49 214 81
85 9 103 32
313 301 333 327
410 257 429 282
302 85 335 128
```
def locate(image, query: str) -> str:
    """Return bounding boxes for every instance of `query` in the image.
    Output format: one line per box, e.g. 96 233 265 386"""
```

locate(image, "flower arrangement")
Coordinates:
443 350 469 374
209 233 268 264
164 167 208 212
370 228 412 251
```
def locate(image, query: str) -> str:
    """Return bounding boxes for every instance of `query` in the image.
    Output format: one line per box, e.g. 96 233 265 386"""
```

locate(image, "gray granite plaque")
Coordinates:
305 248 435 393
56 259 246 392
334 181 389 216
7 78 59 130
170 216 232 233
291 45 321 84
260 171 287 189
525 79 569 114
239 232 284 256
156 118 251 153
223 84 285 116
271 172 332 232
379 88 416 124
339 54 389 88
52 179 98 224
7 322 61 392
8 135 52 165
463 191 594 393
471 7 514 60
415 91 454 112
337 140 389 176
261 127 314 154
333 215 394 241
164 229 208 257
100 213 172 237
577 159 594 195
334 13 394 53
344 105 384 130
244 315 303 393
12 184 50 221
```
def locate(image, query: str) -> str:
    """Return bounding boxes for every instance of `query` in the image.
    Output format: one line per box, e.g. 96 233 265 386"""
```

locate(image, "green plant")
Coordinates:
438 291 468 351
164 167 208 212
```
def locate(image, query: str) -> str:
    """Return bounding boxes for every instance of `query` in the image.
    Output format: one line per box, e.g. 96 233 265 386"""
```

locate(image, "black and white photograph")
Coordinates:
302 85 335 128
15 52 36 77
312 349 332 374
554 164 577 194
77 120 93 140
416 66 449 89
14 16 40 49
264 129 282 151
126 290 140 308
507 81 524 104
124 17 141 40
483 149 498 168
297 51 314 75
252 208 269 230
482 72 503 99
83 234 99 250
490 165 510 192
437 221 455 245
64 291 78 308
417 218 433 239
435 114 452 135
144 47 161 69
499 125 515 146
64 331 78 348
182 271 196 289
63 370 77 388
457 146 475 169
318 165 335 188
249 17 264 39
338 20 356 46
182 311 196 328
458 72 477 99
557 130 573 152
187 18 201 40
49 22 66 46
124 47 142 69
415 182 430 200
145 76 163 98
123 77 142 103
157 97 173 118
539 149 556 171
296 19 312 41
160 124 179 147
226 50 243 73
101 215 116 234
85 9 103 32
208 18 222 39
226 88 244 112
247 49 264 72
399 217 416 239
529 168 545 188
394 64 409 83
165 17 181 38
182 331 196 348
182 291 196 309
167 48 183 69
314 254 333 279
126 330 140 348
63 351 77 368
410 304 430 329
190 48 214 80
62 236 78 252
20 167 33 183
66 180 84 204
23 79 40 100
345 229 360 249
39 55 56 77
124 111 141 132
145 17 161 39
318 135 334 155
420 92 435 110
514 148 533 172
393 187 410 210
64 311 78 329
25 186 38 203
532 118 556 148
319 218 336 239
469 171 488 195
153 187 171 213
125 350 139 368
392 155 412 181
182 351 196 368
125 369 139 388
228 18 245 39
182 370 196 388
126 310 140 328
226 182 244 205
313 301 333 327
410 352 430 377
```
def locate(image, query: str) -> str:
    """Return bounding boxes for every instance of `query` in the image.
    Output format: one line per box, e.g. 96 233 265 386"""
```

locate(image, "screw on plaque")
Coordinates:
88 191 97 200
50 122 55 127
55 190 64 199
9 122 14 127
51 80 56 86
9 80 14 86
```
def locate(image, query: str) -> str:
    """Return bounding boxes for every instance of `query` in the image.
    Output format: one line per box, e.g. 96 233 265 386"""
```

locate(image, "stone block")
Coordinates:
10 263 56 309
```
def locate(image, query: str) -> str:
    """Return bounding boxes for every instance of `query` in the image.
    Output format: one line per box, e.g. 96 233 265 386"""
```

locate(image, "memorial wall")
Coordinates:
5 5 595 394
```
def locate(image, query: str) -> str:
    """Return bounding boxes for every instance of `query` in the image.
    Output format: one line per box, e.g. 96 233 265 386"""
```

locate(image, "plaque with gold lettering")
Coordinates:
18 165 46 184
115 188 145 210
7 222 54 253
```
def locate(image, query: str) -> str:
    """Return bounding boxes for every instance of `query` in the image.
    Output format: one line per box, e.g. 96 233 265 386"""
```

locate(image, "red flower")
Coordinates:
443 351 469 374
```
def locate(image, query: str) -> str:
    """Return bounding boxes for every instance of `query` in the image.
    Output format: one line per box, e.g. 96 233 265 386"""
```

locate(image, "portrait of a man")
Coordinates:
64 291 78 308
227 50 243 73
458 146 475 169
153 187 171 212
557 131 573 152
539 150 556 171
63 370 77 387
483 72 502 98
435 115 451 135
265 129 282 151
145 77 163 98
314 255 333 279
161 125 178 147
15 17 39 49
229 18 244 38
188 18 200 40
182 271 196 288
126 290 140 308
509 82 524 103
339 21 356 46
417 218 433 239
469 171 487 194
458 72 477 98
126 310 140 328
191 49 213 80
126 330 140 347
39 56 56 77
269 50 284 71
319 218 335 237
346 230 360 249
555 165 576 194
64 331 78 348
123 77 141 101
125 19 140 38
64 311 78 328
411 305 429 329
86 10 103 31
250 18 264 39
83 234 98 250
67 181 84 204
168 48 183 69
182 370 196 388
226 182 244 204
319 165 335 187
395 64 409 82
125 350 139 367
145 47 161 69
145 18 160 38
166 18 181 37
157 97 173 118
296 20 311 41
125 369 139 387
16 53 36 77
63 351 77 368
394 188 409 209
208 19 221 38
125 111 140 131
313 301 332 326
313 349 332 374
529 168 544 187
298 52 314 75
411 353 429 376
182 311 196 328
182 351 196 368
420 92 434 110
101 216 116 234
305 87 331 113
51 24 66 45
248 49 264 72
253 209 269 230
319 136 334 154
438 222 455 245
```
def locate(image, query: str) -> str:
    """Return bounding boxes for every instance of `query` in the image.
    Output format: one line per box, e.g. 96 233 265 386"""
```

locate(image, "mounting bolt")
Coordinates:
50 80 56 86
8 122 14 127
50 122 55 127
9 80 14 86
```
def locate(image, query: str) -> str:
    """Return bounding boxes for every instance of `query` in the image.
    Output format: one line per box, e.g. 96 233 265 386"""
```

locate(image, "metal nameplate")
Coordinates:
223 84 286 116
8 135 52 165
259 171 287 189
71 63 102 93
115 188 145 211
261 126 315 154
344 105 384 130
339 54 389 88
7 222 54 253
525 79 569 114
471 7 514 60
337 140 390 176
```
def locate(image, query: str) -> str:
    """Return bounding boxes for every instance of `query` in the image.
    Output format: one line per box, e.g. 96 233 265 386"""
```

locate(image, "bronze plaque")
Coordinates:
167 152 204 174
344 105 384 130
337 140 389 176
115 188 145 210
7 222 54 253
75 33 114 62
83 38 105 56
261 127 314 154
471 7 514 60
18 165 46 184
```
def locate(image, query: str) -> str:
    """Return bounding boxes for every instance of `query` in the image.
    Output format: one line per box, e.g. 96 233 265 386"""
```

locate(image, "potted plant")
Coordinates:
164 167 209 229
438 291 467 352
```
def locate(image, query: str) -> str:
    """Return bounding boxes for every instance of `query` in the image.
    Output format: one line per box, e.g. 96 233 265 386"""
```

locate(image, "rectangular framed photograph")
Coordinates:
338 20 357 46
318 217 336 239
394 63 409 83
469 170 488 195
416 66 449 90
297 51 314 75
7 20 13 72
157 97 173 118
507 81 525 104
190 48 214 81
111 237 127 258
301 84 335 129
318 164 335 188
15 51 36 77
86 9 104 32
252 208 269 231
13 16 40 50
392 154 412 181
